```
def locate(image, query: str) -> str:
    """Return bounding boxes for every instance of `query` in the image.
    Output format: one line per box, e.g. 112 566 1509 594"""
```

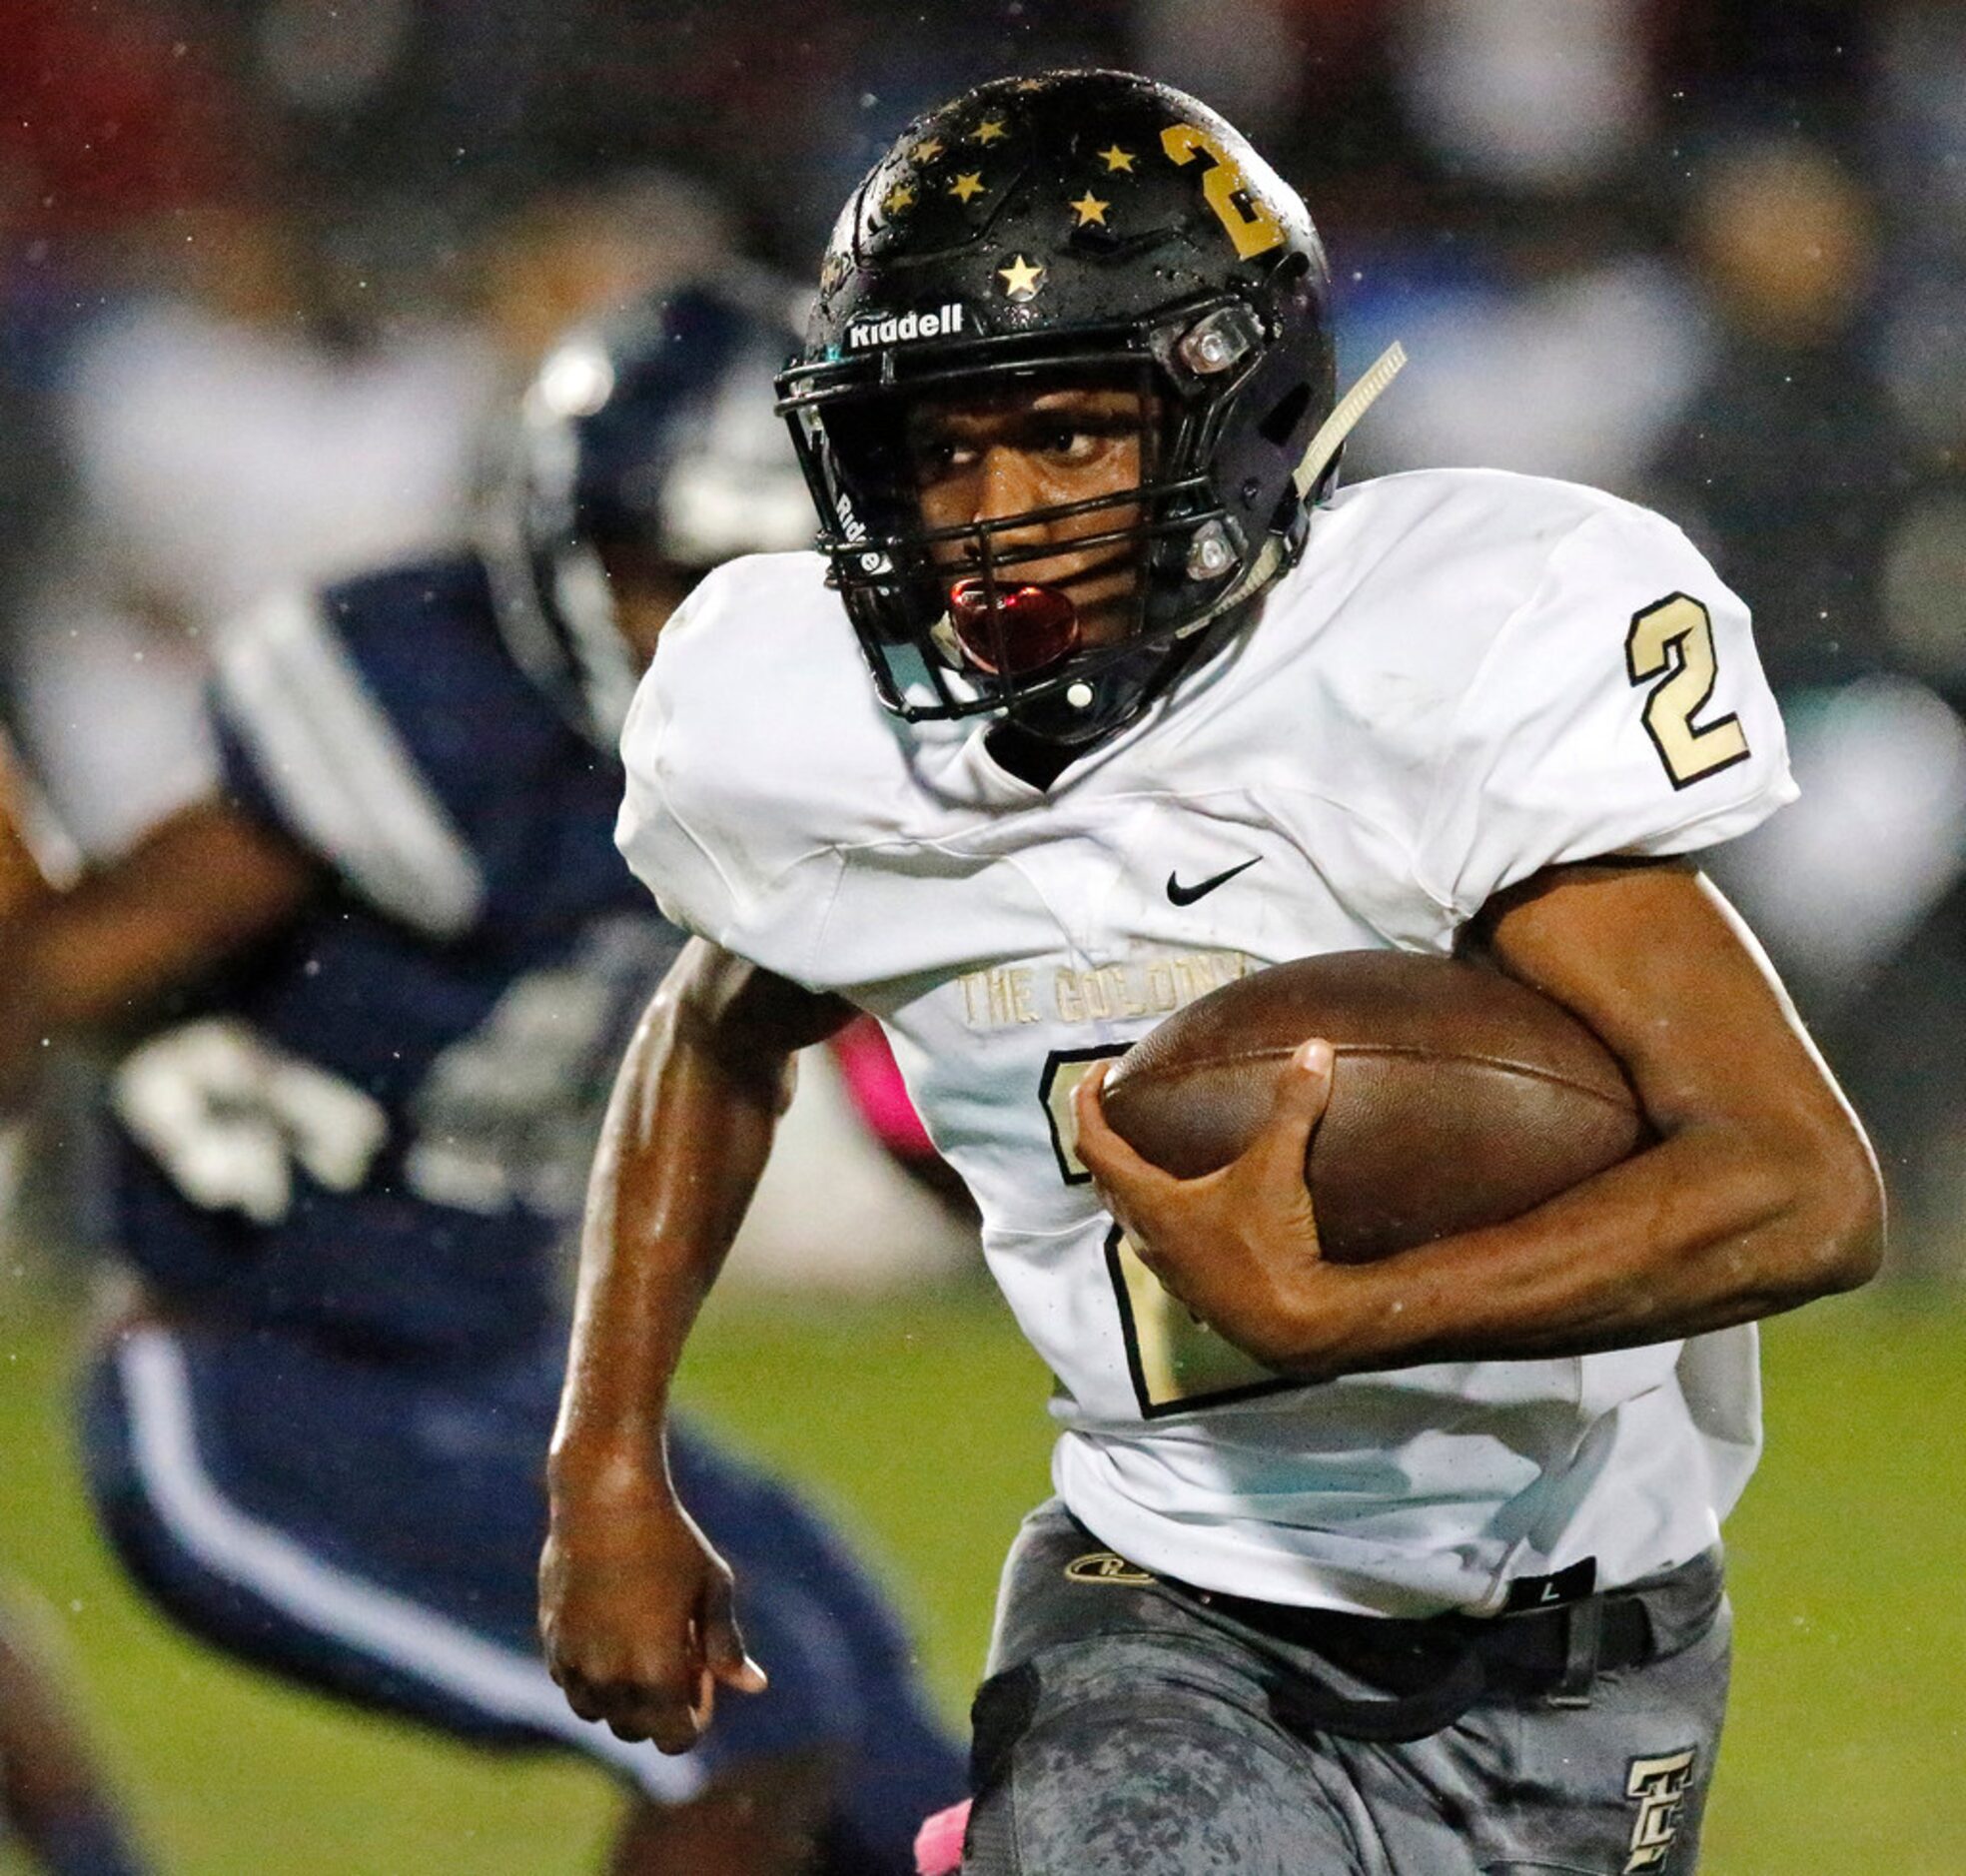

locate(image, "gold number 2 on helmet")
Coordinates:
1625 593 1750 789
1162 125 1286 261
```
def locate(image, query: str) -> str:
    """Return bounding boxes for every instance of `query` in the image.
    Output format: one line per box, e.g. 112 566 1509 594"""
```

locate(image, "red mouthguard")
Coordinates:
948 577 1080 676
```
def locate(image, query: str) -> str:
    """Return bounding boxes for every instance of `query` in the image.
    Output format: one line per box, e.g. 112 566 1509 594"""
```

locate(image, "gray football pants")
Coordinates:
962 1501 1730 1876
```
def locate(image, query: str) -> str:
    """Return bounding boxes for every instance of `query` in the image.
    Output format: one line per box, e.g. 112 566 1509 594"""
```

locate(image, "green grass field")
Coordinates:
2 1278 1962 1874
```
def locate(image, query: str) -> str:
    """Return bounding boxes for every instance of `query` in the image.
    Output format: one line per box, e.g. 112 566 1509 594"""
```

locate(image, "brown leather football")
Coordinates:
1100 951 1643 1264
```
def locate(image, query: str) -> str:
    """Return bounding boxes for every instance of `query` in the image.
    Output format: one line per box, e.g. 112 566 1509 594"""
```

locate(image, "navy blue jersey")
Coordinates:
110 553 682 1356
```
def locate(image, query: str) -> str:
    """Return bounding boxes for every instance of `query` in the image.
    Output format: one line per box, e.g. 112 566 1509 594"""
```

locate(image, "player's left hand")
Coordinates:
1074 1040 1343 1373
539 1451 767 1754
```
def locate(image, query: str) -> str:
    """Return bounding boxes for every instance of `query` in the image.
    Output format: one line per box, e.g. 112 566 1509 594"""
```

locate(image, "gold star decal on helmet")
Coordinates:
997 254 1044 301
1098 145 1136 173
949 171 987 203
973 118 1008 145
884 183 916 214
914 138 943 163
1069 192 1110 227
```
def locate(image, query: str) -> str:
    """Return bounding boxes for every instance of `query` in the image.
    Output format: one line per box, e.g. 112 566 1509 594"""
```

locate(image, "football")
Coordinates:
1099 951 1643 1265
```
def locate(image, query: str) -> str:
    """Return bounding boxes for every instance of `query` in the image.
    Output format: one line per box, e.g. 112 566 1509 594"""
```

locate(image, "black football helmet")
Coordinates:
776 68 1337 749
487 275 815 747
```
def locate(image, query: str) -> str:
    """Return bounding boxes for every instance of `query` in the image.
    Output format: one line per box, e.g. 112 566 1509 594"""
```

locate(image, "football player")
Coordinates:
0 756 148 1876
0 280 962 1875
542 72 1883 1876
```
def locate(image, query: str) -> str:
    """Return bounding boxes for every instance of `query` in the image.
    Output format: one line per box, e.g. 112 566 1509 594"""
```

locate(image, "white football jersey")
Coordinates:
618 468 1796 1616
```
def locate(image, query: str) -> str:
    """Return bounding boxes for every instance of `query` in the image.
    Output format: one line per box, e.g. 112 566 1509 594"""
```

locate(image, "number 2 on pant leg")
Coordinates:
1040 1049 1292 1416
1625 593 1750 789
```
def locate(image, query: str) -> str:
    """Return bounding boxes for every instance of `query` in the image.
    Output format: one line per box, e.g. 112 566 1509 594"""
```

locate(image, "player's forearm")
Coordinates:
0 803 315 1095
550 1005 776 1485
548 943 852 1487
0 916 138 1102
1279 1112 1883 1379
0 907 192 1058
0 796 56 925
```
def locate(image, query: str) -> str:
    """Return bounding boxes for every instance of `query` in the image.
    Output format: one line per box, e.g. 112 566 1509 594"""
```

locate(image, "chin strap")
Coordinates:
1176 339 1409 640
1294 339 1409 502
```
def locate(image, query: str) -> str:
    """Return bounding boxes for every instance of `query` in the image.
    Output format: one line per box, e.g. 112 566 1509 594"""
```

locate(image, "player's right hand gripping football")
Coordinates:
1075 1040 1340 1372
539 1448 766 1752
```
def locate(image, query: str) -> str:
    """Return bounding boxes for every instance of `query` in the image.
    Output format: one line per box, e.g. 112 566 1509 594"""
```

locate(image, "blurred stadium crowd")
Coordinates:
0 0 1961 1275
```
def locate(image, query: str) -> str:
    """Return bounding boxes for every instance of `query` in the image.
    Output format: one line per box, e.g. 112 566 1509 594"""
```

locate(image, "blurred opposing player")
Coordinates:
542 72 1882 1875
0 281 961 1875
0 753 151 1876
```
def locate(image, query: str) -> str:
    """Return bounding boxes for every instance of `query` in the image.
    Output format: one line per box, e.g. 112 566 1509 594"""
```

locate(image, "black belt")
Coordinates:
1176 1577 1657 1745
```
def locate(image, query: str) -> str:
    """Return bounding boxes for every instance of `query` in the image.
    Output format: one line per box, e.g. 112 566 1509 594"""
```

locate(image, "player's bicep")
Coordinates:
1472 860 1853 1147
1474 859 1884 1290
587 943 853 1274
601 942 852 1175
665 939 857 1090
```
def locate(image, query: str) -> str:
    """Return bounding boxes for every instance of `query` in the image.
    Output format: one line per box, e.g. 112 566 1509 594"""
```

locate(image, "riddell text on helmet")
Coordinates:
846 304 966 349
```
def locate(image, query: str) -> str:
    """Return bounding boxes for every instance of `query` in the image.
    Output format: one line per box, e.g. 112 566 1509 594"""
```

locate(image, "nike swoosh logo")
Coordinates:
1166 856 1262 906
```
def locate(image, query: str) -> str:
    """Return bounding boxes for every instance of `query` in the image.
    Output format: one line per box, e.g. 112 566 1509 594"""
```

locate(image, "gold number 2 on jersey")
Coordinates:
1040 1048 1289 1417
1625 593 1751 789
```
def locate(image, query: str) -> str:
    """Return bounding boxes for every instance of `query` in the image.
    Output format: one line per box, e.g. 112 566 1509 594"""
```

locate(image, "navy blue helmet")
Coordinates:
488 275 816 747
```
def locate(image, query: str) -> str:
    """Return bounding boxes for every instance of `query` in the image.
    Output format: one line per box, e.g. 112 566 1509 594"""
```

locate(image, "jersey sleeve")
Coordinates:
613 559 855 990
612 568 778 959
1413 499 1796 920
614 635 735 945
210 588 486 937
